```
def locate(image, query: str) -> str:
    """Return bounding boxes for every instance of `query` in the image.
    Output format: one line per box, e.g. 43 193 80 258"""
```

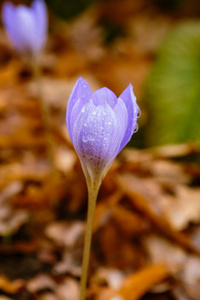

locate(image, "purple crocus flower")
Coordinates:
2 0 47 57
66 77 140 187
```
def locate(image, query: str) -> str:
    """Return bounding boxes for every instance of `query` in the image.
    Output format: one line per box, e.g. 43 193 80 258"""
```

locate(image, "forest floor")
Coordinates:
0 0 200 299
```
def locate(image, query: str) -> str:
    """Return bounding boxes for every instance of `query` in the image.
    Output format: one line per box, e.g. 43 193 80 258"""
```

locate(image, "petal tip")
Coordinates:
2 2 14 20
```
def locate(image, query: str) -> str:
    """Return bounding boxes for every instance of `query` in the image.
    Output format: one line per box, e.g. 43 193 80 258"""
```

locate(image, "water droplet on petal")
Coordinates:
88 135 95 142
81 107 85 113
134 123 138 133
137 108 141 118
103 112 107 116
92 111 97 116
82 136 88 142
108 121 112 125
84 123 87 127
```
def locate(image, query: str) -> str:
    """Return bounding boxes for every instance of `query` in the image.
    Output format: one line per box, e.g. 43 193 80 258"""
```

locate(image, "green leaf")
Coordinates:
145 21 200 146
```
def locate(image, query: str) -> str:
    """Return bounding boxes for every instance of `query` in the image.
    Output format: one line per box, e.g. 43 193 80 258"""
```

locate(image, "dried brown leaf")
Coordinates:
117 174 199 254
0 275 25 294
160 185 200 230
118 264 169 300
45 221 84 248
27 274 56 294
56 278 79 300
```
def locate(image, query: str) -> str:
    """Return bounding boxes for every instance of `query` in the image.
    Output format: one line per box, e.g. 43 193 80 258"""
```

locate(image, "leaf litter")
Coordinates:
0 0 200 299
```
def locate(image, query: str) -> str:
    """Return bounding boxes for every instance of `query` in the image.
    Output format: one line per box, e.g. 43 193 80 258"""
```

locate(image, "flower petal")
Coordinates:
69 96 89 142
112 98 128 153
73 102 121 182
2 2 23 52
66 77 141 187
32 0 47 52
66 77 92 140
91 87 117 108
72 99 96 157
118 84 139 150
14 5 37 53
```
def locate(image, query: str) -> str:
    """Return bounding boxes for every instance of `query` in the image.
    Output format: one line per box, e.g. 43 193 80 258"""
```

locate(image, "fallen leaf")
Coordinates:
27 274 56 294
117 174 199 254
45 221 84 248
0 275 25 294
118 264 169 300
56 278 79 300
160 185 200 230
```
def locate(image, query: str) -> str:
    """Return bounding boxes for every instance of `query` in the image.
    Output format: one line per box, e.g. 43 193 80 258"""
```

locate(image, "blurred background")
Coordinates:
0 0 200 300
1 0 200 148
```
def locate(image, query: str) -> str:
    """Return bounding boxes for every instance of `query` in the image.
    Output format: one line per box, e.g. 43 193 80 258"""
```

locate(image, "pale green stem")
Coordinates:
79 182 100 300
31 57 56 170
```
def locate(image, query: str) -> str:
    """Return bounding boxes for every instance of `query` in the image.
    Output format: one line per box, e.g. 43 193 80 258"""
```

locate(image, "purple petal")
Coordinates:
14 6 37 53
118 84 139 150
72 99 96 157
73 102 121 181
112 98 128 153
68 96 89 142
66 77 141 186
32 0 47 52
66 77 92 140
91 87 117 108
2 0 47 55
2 2 23 52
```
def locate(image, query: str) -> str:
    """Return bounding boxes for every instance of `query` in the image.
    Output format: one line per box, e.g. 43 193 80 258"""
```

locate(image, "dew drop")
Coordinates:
134 123 138 133
108 121 112 125
92 111 97 116
84 123 87 127
82 136 88 142
137 108 141 118
103 112 107 116
81 107 85 113
88 135 95 142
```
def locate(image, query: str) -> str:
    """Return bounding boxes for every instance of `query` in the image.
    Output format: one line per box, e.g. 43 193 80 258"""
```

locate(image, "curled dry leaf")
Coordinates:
45 221 84 248
27 274 56 294
53 249 82 277
118 264 169 300
0 275 25 294
37 293 58 300
144 235 200 300
160 185 200 230
117 174 198 254
91 267 125 289
0 182 29 235
56 278 79 300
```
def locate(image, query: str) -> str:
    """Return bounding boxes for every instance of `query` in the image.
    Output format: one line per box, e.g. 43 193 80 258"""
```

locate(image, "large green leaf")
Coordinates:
145 22 200 146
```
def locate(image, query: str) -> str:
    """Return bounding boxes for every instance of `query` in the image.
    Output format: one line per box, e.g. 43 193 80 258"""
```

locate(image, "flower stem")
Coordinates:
79 184 100 300
31 58 56 171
